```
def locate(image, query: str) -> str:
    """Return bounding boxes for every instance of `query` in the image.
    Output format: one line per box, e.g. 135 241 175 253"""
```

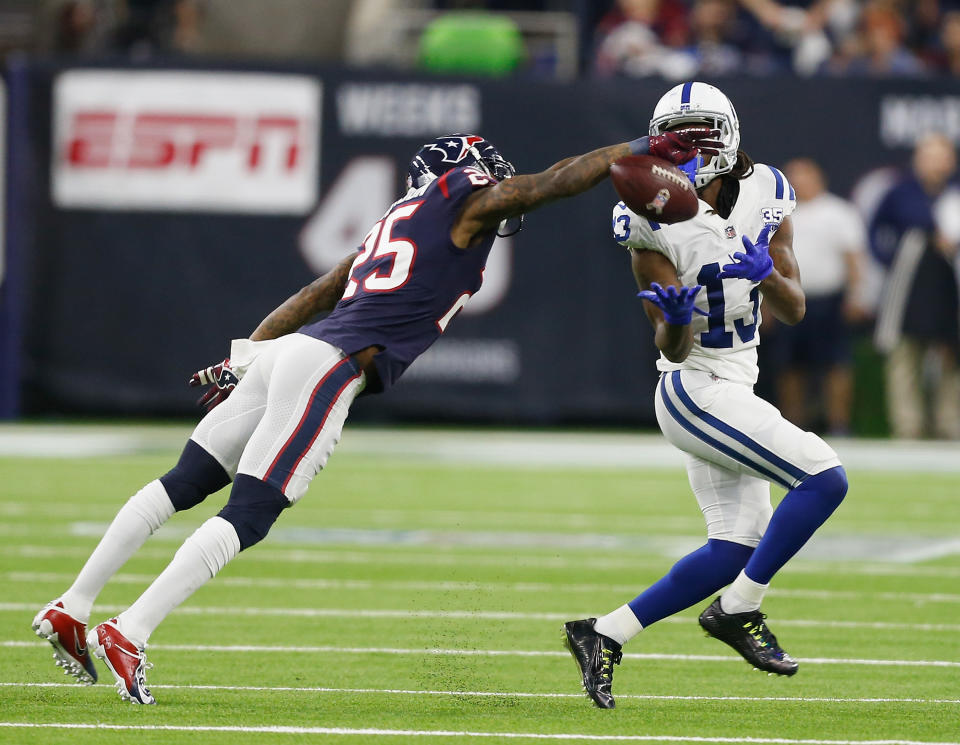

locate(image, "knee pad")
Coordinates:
160 440 231 512
217 474 289 551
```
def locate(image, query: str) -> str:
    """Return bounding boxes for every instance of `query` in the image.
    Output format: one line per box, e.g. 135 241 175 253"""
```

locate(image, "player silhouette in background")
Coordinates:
32 129 721 704
564 82 849 708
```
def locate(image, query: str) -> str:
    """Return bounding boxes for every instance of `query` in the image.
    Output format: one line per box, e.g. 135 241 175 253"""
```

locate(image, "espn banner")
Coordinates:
11 61 960 422
52 70 320 214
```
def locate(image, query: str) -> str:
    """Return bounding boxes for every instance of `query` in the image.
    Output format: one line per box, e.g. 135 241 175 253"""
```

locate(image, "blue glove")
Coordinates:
637 282 708 325
718 225 775 282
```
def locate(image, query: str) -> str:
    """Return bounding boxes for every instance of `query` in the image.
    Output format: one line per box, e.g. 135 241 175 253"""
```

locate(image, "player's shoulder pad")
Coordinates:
434 166 498 201
612 200 667 249
752 163 797 207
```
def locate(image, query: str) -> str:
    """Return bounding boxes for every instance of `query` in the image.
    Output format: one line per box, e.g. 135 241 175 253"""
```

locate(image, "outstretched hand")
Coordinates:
637 282 709 326
189 358 240 412
649 127 723 165
718 225 775 282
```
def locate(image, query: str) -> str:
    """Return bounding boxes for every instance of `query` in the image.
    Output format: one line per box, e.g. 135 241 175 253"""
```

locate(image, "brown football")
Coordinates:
610 155 699 224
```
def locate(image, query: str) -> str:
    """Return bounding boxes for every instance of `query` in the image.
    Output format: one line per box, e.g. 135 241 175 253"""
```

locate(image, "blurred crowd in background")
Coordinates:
2 0 960 79
1 0 958 439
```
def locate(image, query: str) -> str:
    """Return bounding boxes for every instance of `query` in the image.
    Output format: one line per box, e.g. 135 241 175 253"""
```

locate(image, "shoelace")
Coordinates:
598 646 623 682
741 613 784 657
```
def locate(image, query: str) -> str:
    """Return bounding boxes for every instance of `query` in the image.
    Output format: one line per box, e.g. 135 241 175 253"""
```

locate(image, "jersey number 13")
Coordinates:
696 263 760 348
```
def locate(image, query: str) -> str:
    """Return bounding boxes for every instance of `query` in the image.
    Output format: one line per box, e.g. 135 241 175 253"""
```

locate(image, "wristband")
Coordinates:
628 137 650 156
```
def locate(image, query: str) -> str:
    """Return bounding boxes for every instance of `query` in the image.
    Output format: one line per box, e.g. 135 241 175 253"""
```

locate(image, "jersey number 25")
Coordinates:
342 201 424 299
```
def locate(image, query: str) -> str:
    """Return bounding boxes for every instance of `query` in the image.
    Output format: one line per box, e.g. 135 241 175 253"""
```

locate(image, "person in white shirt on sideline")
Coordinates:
769 158 871 435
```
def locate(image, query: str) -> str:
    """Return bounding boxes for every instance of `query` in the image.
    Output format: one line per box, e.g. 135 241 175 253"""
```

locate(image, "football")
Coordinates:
610 155 699 224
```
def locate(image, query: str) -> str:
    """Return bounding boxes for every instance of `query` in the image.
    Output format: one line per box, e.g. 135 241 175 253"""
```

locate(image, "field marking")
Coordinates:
6 571 960 605
3 681 958 706
3 423 960 475
12 571 960 605
3 601 960 633
5 640 958 668
0 723 957 745
55 523 960 564
5 543 960 578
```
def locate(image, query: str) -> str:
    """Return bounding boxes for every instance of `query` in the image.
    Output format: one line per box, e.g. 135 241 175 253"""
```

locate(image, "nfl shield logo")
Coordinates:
724 226 737 238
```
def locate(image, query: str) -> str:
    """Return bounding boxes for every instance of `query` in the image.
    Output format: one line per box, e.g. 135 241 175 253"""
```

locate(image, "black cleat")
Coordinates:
563 618 623 709
698 597 798 676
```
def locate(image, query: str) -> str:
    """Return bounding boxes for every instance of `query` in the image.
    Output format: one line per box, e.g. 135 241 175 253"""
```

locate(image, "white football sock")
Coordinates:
720 570 769 614
117 516 241 648
59 480 175 623
593 604 644 646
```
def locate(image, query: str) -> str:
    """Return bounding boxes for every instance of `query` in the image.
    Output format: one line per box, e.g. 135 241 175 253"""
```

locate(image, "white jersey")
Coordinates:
614 164 796 385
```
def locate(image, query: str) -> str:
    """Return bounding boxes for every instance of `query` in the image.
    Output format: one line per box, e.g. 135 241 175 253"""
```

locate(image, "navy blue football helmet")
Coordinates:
406 134 516 189
406 134 520 235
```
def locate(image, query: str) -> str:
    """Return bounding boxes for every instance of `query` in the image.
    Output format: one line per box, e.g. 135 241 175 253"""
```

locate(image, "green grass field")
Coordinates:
1 425 958 744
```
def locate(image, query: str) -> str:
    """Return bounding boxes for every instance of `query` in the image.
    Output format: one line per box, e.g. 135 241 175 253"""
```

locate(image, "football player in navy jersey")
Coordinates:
31 129 722 703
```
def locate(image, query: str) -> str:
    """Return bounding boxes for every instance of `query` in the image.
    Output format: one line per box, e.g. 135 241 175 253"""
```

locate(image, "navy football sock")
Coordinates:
628 539 754 627
744 465 848 584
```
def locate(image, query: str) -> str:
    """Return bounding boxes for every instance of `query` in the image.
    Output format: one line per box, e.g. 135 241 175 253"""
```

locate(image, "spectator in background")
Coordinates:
593 0 695 78
871 133 960 439
828 0 926 76
771 158 870 435
936 10 960 75
736 0 855 75
596 0 757 79
680 0 745 75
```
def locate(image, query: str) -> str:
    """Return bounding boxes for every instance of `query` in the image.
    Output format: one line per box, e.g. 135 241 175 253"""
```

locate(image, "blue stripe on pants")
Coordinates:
659 373 792 489
264 357 360 492
670 372 809 484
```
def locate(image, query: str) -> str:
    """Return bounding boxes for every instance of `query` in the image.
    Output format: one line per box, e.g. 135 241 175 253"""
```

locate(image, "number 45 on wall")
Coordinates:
299 157 512 315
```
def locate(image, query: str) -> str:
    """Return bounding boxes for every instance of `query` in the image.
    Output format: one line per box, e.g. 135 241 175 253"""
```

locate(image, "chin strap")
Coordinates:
677 154 703 188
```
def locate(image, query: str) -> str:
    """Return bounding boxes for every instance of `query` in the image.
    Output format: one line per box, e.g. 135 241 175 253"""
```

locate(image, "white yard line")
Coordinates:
5 639 958 668
4 543 960 578
3 602 959 633
0 723 956 744
5 571 960 605
20 521 960 563
2 424 959 474
2 682 958 705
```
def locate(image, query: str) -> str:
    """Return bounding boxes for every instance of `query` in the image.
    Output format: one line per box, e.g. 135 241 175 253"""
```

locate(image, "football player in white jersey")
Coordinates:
564 82 849 709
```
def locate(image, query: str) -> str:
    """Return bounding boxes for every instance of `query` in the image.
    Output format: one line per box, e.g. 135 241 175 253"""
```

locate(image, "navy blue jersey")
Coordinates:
301 166 498 392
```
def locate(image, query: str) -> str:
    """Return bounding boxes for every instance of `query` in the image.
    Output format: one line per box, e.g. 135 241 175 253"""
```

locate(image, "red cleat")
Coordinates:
87 618 155 704
31 601 98 684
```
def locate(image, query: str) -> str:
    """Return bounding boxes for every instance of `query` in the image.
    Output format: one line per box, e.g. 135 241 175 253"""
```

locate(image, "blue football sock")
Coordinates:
628 539 754 628
745 465 848 585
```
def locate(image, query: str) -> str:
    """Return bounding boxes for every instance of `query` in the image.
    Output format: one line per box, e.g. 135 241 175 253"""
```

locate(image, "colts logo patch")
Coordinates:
724 226 737 239
645 188 671 215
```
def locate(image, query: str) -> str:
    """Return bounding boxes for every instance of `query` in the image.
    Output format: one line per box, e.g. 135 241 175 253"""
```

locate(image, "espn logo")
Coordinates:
53 70 320 214
66 112 303 172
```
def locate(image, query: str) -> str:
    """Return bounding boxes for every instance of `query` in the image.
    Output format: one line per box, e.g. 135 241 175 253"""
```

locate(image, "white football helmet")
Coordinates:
649 82 740 189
